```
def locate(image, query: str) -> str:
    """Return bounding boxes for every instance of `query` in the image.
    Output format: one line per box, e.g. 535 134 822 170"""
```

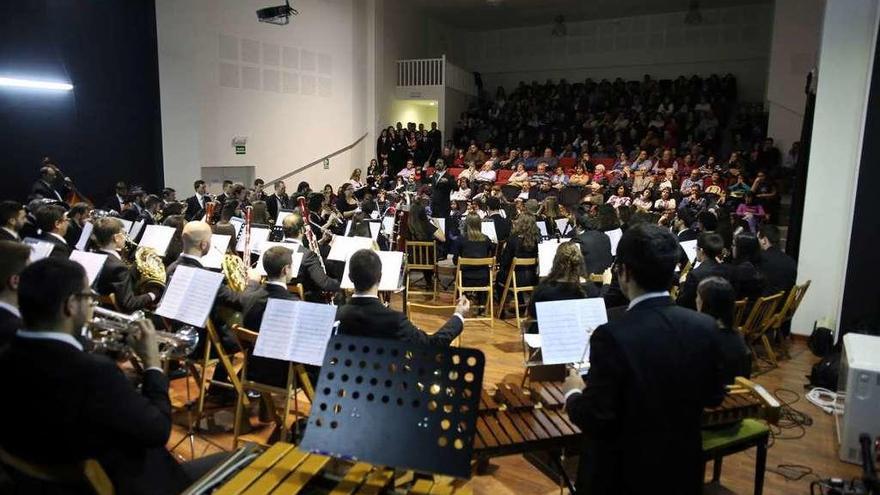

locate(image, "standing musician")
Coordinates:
562 224 725 495
184 180 209 221
266 180 289 221
335 249 468 345
0 241 29 346
280 213 340 302
35 204 71 259
92 217 158 311
0 258 227 494
429 159 456 220
29 166 66 203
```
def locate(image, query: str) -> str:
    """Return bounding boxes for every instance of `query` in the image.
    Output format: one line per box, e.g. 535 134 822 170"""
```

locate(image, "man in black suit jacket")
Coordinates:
674 215 699 242
280 213 339 302
756 224 797 296
0 200 25 242
63 202 91 247
92 217 157 312
102 181 129 213
266 180 290 221
335 249 468 345
184 179 210 221
0 241 29 346
0 258 225 494
29 166 65 202
563 224 725 494
571 212 613 275
430 160 456 219
486 197 511 244
677 232 731 310
34 204 71 258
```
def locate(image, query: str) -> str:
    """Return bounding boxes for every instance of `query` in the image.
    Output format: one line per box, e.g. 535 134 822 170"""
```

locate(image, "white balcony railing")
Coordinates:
396 55 476 96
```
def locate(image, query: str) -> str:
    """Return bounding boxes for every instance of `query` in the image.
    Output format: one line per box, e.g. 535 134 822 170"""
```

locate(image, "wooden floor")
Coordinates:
167 293 861 494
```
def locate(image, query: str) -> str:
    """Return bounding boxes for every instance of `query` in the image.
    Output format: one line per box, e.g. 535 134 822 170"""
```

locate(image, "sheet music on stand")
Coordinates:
235 227 271 254
75 222 94 251
68 250 108 286
343 220 381 241
129 219 146 240
22 237 55 263
381 215 395 235
431 217 446 235
341 250 404 291
327 235 374 262
155 265 224 327
535 298 608 365
538 238 563 277
536 220 548 238
480 220 498 243
139 225 176 257
555 218 571 237
606 228 623 256
253 299 338 366
680 239 698 264
200 234 232 269
229 217 244 237
254 242 304 276
275 209 295 227
118 218 133 237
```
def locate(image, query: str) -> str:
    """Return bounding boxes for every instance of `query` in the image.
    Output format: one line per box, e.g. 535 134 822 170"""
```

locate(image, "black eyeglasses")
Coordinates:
72 289 98 302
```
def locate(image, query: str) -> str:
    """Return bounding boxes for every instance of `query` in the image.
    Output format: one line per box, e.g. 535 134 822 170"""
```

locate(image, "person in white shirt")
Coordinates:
475 161 497 184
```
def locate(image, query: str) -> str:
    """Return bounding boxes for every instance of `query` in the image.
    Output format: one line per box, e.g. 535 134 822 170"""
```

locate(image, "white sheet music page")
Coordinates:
538 238 562 277
229 217 244 237
381 216 395 235
327 235 373 262
432 217 446 235
287 301 338 366
235 227 271 254
605 228 623 256
340 250 404 291
253 298 298 361
22 238 55 263
368 222 380 240
536 220 548 238
536 298 608 365
200 234 232 269
480 221 498 243
555 218 570 236
254 242 303 276
68 250 108 286
139 225 176 256
129 219 146 240
155 265 224 327
680 239 698 264
118 218 133 236
276 209 295 227
75 222 94 251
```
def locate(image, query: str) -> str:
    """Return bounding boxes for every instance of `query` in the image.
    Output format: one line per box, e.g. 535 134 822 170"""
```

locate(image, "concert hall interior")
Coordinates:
2 0 880 494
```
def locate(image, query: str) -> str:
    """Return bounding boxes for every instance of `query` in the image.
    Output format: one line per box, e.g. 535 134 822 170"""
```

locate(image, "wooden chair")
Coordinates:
404 241 438 313
740 292 785 368
0 445 114 495
454 257 494 330
286 282 305 300
769 280 811 357
404 301 462 346
733 299 749 331
230 325 314 447
497 257 537 330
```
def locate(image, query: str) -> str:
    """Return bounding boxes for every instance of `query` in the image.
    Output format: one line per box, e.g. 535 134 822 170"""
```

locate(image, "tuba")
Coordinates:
85 306 199 360
222 253 248 292
134 247 167 295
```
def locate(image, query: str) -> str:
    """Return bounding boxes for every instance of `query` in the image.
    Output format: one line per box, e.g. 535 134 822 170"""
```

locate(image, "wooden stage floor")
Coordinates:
168 294 861 494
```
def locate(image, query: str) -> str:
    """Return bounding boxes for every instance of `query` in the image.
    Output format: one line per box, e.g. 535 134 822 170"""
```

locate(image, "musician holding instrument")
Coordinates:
93 217 159 312
35 204 71 259
562 224 725 495
280 213 340 302
29 166 66 203
184 180 209 221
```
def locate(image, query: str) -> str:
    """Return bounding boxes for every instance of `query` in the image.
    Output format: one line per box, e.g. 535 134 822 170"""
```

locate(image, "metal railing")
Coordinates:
397 57 444 87
264 133 368 187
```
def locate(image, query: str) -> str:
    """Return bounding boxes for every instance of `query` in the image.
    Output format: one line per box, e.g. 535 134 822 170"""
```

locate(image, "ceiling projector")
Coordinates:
257 0 297 25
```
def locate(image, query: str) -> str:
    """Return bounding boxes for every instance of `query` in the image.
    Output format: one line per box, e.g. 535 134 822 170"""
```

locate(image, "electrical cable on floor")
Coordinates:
805 387 841 415
766 388 813 447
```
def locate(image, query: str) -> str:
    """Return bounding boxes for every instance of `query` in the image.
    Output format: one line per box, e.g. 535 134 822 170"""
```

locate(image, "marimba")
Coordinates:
703 377 781 427
185 442 472 495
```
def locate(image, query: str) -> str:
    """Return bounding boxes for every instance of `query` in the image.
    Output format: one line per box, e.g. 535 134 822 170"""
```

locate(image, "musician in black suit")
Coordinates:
266 180 290 221
29 166 65 202
336 249 469 345
102 181 129 213
677 232 730 310
215 180 233 207
64 202 91 247
280 213 339 302
756 224 797 297
697 276 752 384
0 200 26 242
184 180 209 221
486 196 511 244
571 209 613 275
674 214 699 242
0 258 226 494
35 204 71 258
92 217 157 312
562 224 725 495
0 241 29 346
430 159 456 219
140 194 162 227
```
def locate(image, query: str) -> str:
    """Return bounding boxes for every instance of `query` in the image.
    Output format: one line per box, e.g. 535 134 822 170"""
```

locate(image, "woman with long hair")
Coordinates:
454 213 495 307
729 232 765 301
335 183 359 220
697 276 752 384
406 202 446 287
348 168 363 189
495 213 540 299
251 200 270 226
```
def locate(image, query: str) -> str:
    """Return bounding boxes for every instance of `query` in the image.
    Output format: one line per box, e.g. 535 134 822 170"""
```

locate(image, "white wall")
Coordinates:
156 0 371 195
793 0 879 336
765 0 824 151
429 5 773 102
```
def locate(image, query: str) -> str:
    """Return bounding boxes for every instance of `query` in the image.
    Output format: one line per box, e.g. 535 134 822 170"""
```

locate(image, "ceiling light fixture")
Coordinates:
0 77 73 91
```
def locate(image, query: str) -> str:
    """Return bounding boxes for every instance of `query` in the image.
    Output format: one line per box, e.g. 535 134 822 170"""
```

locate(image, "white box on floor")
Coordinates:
835 332 880 464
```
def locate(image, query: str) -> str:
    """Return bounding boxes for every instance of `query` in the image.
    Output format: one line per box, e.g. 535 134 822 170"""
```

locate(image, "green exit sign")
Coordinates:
235 145 246 155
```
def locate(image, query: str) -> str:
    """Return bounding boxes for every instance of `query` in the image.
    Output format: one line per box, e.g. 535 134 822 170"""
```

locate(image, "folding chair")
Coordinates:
768 280 810 358
231 325 314 447
454 257 494 330
740 292 784 368
497 257 537 330
733 299 749 331
405 240 438 314
0 446 114 495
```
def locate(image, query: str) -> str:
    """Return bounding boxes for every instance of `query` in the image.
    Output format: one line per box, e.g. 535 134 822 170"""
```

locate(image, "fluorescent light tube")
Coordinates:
0 77 73 91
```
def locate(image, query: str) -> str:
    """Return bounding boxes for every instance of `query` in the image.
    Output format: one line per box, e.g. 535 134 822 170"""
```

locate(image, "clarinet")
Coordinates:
241 205 253 263
297 196 327 273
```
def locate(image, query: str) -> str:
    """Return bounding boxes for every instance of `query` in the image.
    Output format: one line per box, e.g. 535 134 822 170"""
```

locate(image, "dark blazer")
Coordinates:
336 297 462 346
677 228 699 242
184 195 205 221
453 238 494 286
0 228 19 242
677 258 730 310
29 180 63 202
430 171 456 219
283 241 340 303
488 213 511 244
573 230 613 275
565 297 725 494
241 283 301 387
716 326 752 385
0 336 189 494
102 195 126 213
39 232 71 259
64 219 83 247
756 247 797 296
95 252 154 312
495 236 538 290
0 306 21 347
266 194 289 221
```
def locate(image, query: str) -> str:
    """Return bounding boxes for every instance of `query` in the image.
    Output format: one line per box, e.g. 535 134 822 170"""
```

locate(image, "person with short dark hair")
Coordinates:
92 217 157 312
0 200 26 242
571 208 613 275
677 232 730 309
64 202 91 247
729 232 766 301
0 240 30 345
30 166 65 202
161 187 177 205
562 224 724 494
281 213 340 302
35 204 70 258
697 276 752 385
756 224 797 297
184 179 208 221
267 180 289 221
336 249 468 345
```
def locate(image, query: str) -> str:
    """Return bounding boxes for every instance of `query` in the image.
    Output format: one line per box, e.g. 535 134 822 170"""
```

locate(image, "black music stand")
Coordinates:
300 335 485 479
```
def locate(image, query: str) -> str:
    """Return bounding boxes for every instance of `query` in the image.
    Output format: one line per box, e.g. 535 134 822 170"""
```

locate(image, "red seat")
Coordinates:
596 158 615 168
449 167 463 178
559 157 577 169
496 169 513 186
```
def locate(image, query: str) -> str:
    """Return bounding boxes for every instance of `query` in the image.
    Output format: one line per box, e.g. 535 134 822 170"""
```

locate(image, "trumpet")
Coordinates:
84 306 199 360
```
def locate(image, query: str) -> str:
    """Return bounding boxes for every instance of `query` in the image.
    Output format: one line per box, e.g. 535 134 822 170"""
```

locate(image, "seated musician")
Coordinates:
0 241 29 346
63 202 91 247
35 204 71 258
406 202 446 288
571 209 613 275
494 214 539 299
696 276 752 385
562 224 725 494
335 249 469 345
0 200 26 242
280 213 340 302
92 217 159 312
0 258 226 494
676 232 730 310
526 241 610 334
485 196 510 244
453 214 495 309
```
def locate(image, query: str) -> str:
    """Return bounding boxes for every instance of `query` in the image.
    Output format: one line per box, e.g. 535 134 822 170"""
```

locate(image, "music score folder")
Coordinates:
253 298 338 367
155 265 224 327
535 298 608 365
